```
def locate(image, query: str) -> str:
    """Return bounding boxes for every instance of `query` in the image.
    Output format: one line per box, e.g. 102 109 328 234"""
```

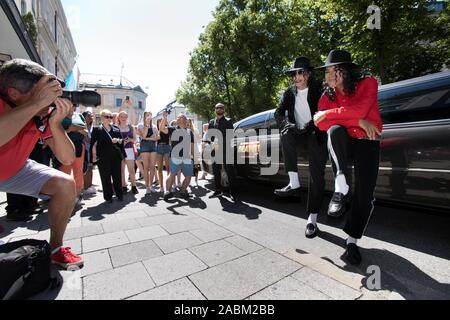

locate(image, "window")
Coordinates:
236 114 267 132
32 0 36 16
379 82 450 124
138 101 143 109
116 98 123 107
21 0 27 15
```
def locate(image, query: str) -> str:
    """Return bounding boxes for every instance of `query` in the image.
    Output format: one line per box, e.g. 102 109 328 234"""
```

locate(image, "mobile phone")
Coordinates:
126 96 130 101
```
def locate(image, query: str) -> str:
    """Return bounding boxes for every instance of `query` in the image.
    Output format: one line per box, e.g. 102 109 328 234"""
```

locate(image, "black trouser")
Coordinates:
98 157 123 201
6 143 43 214
281 130 304 173
213 163 236 195
306 135 329 214
327 126 381 239
280 130 329 214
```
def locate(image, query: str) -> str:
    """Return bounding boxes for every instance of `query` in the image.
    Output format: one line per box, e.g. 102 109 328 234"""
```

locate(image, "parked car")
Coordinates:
205 71 450 211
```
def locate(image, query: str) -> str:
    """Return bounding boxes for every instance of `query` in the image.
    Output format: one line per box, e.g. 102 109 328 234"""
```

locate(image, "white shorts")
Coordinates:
0 160 68 199
125 148 136 161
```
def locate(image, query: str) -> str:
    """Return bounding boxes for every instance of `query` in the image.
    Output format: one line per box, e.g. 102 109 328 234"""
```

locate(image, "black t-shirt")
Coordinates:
170 127 194 158
159 126 174 144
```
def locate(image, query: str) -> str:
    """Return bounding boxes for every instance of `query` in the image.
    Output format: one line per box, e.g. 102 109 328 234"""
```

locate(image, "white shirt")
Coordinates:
294 88 312 130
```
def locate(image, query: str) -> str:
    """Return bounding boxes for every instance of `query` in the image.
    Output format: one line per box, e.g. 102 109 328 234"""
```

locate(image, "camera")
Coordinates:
61 90 102 107
164 106 173 115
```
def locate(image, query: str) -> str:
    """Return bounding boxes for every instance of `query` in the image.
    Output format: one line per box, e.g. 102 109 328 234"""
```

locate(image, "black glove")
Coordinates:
281 121 296 135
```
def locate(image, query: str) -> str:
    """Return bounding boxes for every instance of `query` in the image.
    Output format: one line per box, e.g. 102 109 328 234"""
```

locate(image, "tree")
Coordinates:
177 0 449 122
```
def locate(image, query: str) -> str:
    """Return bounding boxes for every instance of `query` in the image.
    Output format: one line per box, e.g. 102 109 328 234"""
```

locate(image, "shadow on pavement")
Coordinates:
313 230 450 300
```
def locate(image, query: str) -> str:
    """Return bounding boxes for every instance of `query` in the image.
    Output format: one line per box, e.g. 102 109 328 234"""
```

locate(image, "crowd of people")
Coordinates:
0 48 383 269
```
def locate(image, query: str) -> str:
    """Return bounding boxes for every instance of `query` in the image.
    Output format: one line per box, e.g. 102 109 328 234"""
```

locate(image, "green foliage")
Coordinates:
177 0 449 122
22 12 37 46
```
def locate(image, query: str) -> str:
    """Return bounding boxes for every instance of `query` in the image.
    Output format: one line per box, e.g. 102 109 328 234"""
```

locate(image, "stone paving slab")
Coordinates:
80 250 113 277
291 267 362 300
109 240 164 268
224 235 264 254
82 231 129 253
189 239 247 267
137 214 194 228
143 250 208 286
64 224 104 241
125 225 169 243
153 232 203 254
248 276 331 300
160 218 218 235
190 226 234 242
128 278 206 300
101 218 141 233
189 249 302 300
83 262 155 300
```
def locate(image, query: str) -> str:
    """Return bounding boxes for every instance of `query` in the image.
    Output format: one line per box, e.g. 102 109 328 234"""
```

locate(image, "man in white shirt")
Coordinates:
274 57 328 239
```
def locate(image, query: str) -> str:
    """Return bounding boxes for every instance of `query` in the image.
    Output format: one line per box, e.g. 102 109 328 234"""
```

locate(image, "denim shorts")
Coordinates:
140 140 157 153
157 144 171 156
170 158 194 177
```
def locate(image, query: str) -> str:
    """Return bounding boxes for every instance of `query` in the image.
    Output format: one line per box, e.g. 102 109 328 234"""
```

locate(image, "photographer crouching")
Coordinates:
0 59 83 269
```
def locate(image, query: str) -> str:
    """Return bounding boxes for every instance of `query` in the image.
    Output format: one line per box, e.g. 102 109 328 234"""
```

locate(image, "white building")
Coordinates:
0 0 41 65
79 74 148 122
14 0 78 80
154 100 207 134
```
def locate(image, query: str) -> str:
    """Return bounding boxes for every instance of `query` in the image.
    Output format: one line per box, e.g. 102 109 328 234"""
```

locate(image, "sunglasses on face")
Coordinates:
103 115 113 120
291 70 307 77
216 107 225 111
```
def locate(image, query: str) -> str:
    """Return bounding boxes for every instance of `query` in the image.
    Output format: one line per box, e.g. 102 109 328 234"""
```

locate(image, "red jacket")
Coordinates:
317 77 383 139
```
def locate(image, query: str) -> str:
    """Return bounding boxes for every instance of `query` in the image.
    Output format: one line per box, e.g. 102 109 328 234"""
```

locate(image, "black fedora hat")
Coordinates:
286 57 314 74
317 49 358 69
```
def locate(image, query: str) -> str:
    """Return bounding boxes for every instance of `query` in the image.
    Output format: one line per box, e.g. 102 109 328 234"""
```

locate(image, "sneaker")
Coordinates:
146 187 152 195
179 191 191 200
131 186 139 195
123 187 129 194
51 247 84 269
164 192 174 201
150 186 159 193
84 186 97 195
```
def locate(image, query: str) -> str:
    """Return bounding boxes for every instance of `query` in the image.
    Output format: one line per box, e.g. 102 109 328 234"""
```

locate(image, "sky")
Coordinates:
61 0 220 114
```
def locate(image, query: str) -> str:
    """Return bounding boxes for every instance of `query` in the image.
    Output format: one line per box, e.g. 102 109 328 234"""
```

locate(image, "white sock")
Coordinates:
335 174 349 195
307 214 318 226
52 247 62 255
347 237 358 245
288 172 301 189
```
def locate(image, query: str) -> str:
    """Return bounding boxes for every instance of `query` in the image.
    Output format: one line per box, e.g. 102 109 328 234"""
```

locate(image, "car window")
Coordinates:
236 114 267 131
380 84 450 124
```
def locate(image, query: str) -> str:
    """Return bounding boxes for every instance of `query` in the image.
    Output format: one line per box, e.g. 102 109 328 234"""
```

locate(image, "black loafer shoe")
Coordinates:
328 193 350 218
305 223 319 239
343 243 362 266
274 185 301 198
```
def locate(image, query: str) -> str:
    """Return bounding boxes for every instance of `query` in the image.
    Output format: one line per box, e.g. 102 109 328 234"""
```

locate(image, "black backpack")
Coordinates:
0 239 58 300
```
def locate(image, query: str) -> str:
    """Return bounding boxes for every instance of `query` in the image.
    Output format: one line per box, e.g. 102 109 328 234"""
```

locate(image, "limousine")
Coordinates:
207 71 450 212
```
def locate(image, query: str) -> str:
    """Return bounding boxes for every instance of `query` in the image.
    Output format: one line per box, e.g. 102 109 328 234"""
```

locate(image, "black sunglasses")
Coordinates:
103 115 113 119
290 70 308 77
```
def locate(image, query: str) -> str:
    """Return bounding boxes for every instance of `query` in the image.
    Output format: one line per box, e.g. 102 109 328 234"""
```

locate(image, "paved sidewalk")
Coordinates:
0 173 449 300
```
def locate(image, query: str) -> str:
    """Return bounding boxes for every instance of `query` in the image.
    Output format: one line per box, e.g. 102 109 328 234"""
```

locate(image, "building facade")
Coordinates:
14 0 78 80
0 0 41 65
79 74 148 122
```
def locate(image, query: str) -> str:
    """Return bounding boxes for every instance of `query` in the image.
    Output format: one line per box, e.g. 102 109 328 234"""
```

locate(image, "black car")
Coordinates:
210 71 450 211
